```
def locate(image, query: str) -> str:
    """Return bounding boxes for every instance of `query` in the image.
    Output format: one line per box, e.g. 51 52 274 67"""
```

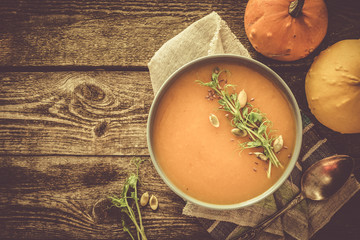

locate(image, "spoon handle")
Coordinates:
232 193 305 240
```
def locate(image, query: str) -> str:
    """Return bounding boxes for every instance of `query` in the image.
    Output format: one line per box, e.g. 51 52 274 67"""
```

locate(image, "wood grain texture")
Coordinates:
0 155 211 240
0 0 359 68
0 71 152 155
2 70 359 158
0 0 360 240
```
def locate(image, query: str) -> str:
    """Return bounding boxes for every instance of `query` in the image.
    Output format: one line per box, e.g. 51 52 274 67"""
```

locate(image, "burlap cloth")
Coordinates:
148 12 360 240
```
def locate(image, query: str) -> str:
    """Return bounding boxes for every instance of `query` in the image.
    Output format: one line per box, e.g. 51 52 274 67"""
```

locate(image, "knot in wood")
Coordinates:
75 83 105 102
94 120 108 137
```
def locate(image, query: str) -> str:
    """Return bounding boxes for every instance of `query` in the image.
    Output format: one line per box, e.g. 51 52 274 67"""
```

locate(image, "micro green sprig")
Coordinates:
109 158 147 240
196 67 283 178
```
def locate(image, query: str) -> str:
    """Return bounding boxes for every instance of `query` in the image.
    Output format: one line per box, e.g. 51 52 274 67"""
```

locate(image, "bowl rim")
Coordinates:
147 54 303 210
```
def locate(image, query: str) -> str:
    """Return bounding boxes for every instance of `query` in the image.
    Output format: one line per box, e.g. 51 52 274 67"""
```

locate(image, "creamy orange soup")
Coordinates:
152 62 296 205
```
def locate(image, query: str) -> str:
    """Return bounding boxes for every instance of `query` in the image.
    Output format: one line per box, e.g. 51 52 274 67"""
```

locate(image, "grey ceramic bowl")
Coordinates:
147 54 302 210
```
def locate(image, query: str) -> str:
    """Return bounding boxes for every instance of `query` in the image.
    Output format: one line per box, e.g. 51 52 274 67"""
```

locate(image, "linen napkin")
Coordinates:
148 12 360 240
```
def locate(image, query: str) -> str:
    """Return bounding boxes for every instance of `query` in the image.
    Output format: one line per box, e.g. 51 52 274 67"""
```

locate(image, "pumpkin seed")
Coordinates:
238 89 247 108
140 192 149 207
149 195 158 211
254 152 268 161
209 113 219 128
231 128 247 137
273 135 284 153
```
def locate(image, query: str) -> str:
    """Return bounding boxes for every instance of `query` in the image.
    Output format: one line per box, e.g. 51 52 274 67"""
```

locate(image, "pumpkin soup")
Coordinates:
152 61 296 205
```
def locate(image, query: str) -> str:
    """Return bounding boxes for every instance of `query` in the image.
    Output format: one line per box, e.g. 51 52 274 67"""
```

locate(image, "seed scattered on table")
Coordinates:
140 192 149 207
149 195 158 211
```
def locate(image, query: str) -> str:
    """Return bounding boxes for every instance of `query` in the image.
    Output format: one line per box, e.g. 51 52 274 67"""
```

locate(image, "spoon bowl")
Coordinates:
232 155 356 240
302 155 355 201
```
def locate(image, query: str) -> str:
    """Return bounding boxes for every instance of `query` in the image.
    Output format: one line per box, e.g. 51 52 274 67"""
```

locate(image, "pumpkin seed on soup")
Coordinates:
209 113 219 128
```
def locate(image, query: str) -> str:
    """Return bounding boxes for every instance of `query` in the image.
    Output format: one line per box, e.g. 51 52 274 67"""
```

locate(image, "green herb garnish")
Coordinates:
109 158 147 240
196 67 283 178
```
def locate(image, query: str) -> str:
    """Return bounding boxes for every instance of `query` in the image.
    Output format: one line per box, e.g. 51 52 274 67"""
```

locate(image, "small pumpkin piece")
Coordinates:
149 195 159 211
140 192 149 207
305 39 360 133
244 0 328 61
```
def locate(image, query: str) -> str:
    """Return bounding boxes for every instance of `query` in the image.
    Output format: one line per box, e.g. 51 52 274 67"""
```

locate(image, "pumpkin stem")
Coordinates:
289 0 305 18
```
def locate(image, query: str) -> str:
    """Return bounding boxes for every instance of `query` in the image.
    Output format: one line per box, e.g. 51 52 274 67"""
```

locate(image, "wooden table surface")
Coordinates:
1 0 359 239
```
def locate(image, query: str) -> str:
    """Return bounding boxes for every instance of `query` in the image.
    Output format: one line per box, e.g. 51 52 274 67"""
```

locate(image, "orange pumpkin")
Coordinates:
244 0 328 61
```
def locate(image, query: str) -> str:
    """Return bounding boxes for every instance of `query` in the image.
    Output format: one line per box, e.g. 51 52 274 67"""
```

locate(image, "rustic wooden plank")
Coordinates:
0 0 359 68
1 70 360 157
0 155 211 240
0 71 153 155
1 156 360 240
0 1 359 240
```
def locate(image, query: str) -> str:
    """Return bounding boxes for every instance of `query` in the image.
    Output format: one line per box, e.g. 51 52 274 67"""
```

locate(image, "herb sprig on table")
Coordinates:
109 158 147 240
196 67 283 178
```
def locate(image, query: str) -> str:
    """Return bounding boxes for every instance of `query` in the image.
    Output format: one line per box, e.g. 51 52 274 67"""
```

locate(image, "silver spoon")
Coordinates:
230 155 356 240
